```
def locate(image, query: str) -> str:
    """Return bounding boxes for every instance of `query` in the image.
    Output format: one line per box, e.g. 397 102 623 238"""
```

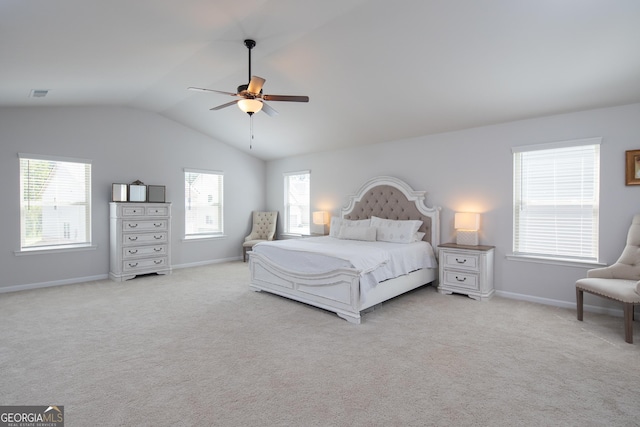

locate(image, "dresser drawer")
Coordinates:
122 257 168 272
122 245 167 259
443 270 479 291
123 220 168 231
121 206 146 216
146 206 169 216
123 232 168 245
442 252 480 271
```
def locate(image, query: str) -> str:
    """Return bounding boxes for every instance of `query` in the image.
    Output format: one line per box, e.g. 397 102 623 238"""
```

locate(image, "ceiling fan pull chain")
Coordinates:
249 114 254 149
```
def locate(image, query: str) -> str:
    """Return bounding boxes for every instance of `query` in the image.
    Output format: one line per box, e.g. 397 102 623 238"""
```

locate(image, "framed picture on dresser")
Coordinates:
111 183 128 202
129 184 147 202
147 185 166 203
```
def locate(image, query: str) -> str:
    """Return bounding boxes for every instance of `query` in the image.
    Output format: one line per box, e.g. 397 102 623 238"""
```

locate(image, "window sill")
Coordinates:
183 234 226 242
14 244 97 256
505 253 606 269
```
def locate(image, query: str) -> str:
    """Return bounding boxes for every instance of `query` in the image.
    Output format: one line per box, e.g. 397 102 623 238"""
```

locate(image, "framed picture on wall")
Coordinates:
625 150 640 185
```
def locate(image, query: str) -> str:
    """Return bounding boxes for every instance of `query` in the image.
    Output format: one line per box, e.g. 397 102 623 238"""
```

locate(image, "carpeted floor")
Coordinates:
1 261 639 426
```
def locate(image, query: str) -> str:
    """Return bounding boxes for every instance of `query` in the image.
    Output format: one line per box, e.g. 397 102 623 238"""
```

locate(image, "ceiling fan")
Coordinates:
188 39 309 117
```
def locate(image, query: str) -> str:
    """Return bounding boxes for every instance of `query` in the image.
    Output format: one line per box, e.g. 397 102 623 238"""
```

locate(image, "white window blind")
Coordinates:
513 139 600 261
184 169 223 237
19 153 92 250
284 171 310 235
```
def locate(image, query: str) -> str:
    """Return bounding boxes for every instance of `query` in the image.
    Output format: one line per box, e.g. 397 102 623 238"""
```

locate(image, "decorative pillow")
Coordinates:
329 218 371 237
371 216 423 244
338 225 377 242
413 231 426 242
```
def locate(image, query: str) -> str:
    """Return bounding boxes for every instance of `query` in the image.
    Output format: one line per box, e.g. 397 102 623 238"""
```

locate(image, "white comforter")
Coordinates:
252 236 437 281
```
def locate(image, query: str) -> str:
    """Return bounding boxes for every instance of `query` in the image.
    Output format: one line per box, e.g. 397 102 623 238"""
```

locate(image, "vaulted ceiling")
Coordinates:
2 0 640 160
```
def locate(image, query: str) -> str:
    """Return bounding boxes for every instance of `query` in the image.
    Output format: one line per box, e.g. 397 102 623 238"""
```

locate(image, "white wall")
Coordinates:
265 103 640 312
0 106 265 291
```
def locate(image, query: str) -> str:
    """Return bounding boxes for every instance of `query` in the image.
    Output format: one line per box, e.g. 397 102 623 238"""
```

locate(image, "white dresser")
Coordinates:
438 243 495 301
109 202 172 282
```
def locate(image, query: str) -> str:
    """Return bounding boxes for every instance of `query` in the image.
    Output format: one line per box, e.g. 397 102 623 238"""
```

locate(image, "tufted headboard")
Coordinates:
340 176 440 247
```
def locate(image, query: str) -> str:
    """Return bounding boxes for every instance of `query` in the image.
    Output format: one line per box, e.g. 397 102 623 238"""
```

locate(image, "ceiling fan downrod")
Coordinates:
244 39 256 85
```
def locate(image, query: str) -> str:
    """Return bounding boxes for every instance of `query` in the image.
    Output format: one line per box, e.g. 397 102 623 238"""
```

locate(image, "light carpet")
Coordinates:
1 261 639 427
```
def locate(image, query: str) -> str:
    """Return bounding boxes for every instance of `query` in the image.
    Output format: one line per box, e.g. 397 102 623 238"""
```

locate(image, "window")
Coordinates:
512 138 600 262
284 171 310 235
19 153 92 251
184 169 224 238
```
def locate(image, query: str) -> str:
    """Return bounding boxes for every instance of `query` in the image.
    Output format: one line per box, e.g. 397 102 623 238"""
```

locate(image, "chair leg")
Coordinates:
576 288 584 321
243 247 247 262
623 303 633 344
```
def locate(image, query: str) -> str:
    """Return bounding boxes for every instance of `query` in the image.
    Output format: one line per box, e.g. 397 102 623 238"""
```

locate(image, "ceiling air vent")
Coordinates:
29 89 49 98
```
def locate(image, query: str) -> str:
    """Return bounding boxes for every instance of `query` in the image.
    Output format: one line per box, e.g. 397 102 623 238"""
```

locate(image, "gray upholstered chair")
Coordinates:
576 214 640 343
243 211 277 262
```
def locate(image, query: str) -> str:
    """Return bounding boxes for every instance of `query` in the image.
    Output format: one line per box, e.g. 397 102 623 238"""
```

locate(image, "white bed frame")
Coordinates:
249 176 441 324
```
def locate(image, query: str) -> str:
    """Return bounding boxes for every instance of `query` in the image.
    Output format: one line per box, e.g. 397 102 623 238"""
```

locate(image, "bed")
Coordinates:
248 176 441 324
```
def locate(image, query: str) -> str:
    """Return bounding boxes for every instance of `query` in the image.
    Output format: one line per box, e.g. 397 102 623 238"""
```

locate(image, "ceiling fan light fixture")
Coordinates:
237 98 263 115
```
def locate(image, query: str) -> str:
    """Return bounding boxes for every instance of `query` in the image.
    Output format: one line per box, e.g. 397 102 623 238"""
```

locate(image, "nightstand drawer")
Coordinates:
443 270 479 290
442 252 480 271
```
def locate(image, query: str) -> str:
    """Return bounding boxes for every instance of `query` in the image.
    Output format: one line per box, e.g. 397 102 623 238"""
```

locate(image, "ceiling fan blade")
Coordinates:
188 87 239 97
210 100 239 111
247 76 265 94
262 94 309 102
261 102 279 117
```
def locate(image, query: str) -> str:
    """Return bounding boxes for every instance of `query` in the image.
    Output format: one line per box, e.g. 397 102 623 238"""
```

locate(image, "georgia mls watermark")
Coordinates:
0 406 64 427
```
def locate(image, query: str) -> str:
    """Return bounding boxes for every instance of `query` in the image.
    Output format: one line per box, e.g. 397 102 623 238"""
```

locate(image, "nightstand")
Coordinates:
438 243 495 301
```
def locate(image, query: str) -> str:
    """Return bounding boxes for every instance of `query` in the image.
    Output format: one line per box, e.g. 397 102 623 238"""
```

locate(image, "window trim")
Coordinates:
184 168 224 239
511 137 601 265
17 152 93 253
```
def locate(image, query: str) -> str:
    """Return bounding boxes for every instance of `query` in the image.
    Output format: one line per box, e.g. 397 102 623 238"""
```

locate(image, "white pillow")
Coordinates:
338 225 377 241
329 218 371 237
371 216 423 244
414 231 426 242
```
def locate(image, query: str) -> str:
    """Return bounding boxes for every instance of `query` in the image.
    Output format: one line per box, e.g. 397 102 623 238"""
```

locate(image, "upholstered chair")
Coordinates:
576 214 640 343
243 211 277 262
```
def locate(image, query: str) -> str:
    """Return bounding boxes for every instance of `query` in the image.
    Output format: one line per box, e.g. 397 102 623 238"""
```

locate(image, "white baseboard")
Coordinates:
0 256 244 294
0 274 109 294
495 290 627 318
172 256 243 270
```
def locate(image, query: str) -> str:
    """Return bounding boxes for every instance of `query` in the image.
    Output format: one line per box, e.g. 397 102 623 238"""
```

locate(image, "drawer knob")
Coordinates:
128 262 138 267
154 235 163 240
128 249 138 254
154 260 163 265
128 223 138 228
128 236 138 241
154 247 162 252
154 223 162 227
455 258 467 264
455 276 467 282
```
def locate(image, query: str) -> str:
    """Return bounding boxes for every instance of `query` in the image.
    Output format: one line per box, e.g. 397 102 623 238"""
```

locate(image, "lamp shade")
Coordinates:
237 98 263 114
454 212 480 231
313 211 329 225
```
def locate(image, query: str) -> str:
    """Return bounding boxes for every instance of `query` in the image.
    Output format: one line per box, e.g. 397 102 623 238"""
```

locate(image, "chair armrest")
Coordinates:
587 263 640 280
586 267 615 279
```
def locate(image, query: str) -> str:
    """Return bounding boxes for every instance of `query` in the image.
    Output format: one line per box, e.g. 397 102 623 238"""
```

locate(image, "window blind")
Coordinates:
184 169 223 237
284 171 310 234
513 139 600 261
19 154 92 250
